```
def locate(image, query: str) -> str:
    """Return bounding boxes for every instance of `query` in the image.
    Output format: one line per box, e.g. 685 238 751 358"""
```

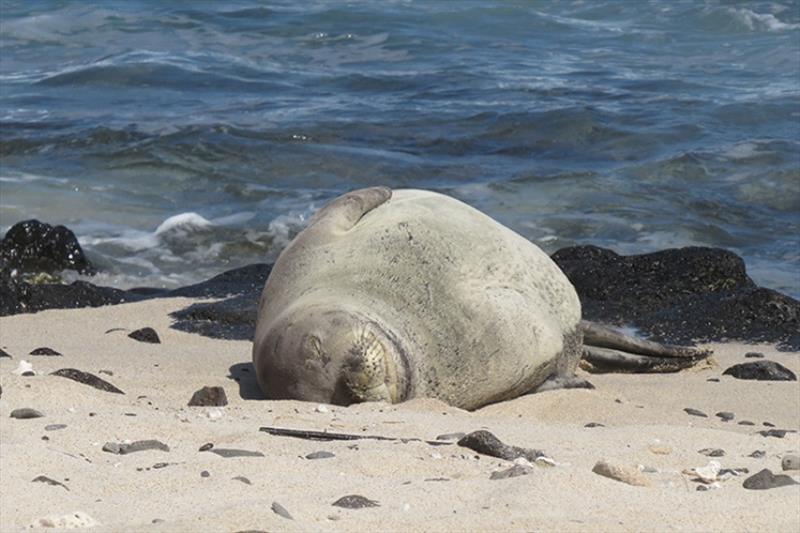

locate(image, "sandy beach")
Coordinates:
1 297 798 532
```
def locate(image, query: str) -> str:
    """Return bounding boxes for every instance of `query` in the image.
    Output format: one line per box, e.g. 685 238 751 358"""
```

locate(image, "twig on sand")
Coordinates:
259 426 451 446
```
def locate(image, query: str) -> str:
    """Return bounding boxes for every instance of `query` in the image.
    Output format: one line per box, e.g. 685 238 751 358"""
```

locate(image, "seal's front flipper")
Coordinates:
533 374 595 393
580 320 712 373
308 186 392 235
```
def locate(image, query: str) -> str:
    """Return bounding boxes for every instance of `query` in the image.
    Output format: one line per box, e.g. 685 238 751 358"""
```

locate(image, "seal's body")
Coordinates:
253 187 583 410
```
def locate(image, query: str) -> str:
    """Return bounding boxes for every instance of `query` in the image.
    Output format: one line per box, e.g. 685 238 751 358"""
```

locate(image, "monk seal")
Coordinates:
252 187 709 410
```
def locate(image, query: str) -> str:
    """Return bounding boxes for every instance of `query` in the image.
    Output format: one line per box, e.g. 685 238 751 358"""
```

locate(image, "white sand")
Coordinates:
1 298 798 532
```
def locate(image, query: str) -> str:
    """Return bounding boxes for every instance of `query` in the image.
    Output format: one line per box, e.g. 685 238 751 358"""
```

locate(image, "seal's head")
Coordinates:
253 304 410 405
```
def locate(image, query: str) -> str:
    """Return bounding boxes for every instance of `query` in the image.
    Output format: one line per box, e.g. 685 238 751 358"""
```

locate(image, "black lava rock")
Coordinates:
715 411 735 422
51 368 124 394
457 430 544 462
271 502 293 520
332 495 380 509
684 408 708 418
742 469 799 490
722 361 797 381
30 347 61 356
0 348 11 358
0 220 95 275
305 451 335 460
551 246 800 351
128 327 161 344
745 352 765 358
188 386 228 407
10 408 44 419
758 429 792 438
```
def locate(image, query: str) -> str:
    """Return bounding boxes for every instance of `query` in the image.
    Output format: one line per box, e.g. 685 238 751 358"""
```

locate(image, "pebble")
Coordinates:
436 432 467 441
29 347 61 356
696 482 720 491
781 455 800 471
305 451 335 460
208 448 264 458
51 368 124 394
187 386 228 407
0 347 11 358
584 422 605 428
759 429 791 438
233 476 252 485
698 448 725 457
271 501 293 520
102 440 170 454
315 404 329 413
722 361 797 381
689 461 721 484
592 460 651 487
742 468 799 490
128 327 161 344
748 450 766 458
684 407 708 418
715 411 735 422
10 407 44 419
198 443 214 452
762 421 775 427
490 464 534 480
152 462 170 469
332 495 380 509
44 424 67 431
27 511 97 529
648 444 672 455
718 468 749 481
32 475 69 490
738 420 755 426
201 470 210 478
706 378 720 382
744 352 765 358
457 430 544 462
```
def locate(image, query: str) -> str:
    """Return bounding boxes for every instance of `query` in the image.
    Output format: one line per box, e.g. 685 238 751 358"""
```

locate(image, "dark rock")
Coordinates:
742 468 799 490
706 378 720 382
188 386 228 407
684 408 708 418
490 464 535 480
715 411 735 422
10 408 44 419
152 462 170 469
738 420 755 426
198 443 214 452
763 422 775 427
698 448 725 457
0 347 12 358
208 448 264 458
759 429 792 438
425 477 450 482
749 450 766 458
436 432 467 441
128 327 160 344
722 361 797 381
457 430 544 462
0 220 94 275
745 352 765 358
21 371 34 377
200 470 210 478
44 424 67 431
32 475 69 490
332 495 380 509
271 501 293 520
233 476 252 485
102 440 169 454
584 422 606 428
305 451 335 460
551 246 800 351
781 455 800 471
51 368 124 394
30 347 61 356
169 294 259 341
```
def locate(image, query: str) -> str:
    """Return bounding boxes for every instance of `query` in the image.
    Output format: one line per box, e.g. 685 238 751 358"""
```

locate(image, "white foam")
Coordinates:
154 212 213 237
728 8 800 31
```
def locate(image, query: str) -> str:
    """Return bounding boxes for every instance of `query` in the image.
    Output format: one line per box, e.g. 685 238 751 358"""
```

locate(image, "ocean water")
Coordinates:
1 0 798 296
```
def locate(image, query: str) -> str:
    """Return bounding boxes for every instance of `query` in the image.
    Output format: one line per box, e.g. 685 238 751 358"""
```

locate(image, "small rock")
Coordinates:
12 360 34 375
436 432 467 441
188 386 228 407
748 450 766 458
762 421 775 427
208 448 264 458
738 420 755 426
0 347 11 358
722 361 796 381
759 429 791 438
305 451 335 460
27 511 97 529
743 468 799 490
10 407 44 419
233 476 252 485
102 439 169 454
696 482 720 491
22 371 35 377
706 378 720 382
332 495 380 509
271 501 293 520
715 411 735 422
684 407 708 418
30 347 61 356
315 404 329 413
698 448 725 457
51 368 124 394
690 461 721 484
44 424 67 431
128 327 161 344
490 464 534 480
99 370 114 376
584 422 605 428
592 460 650 487
648 445 672 455
744 352 765 358
198 442 214 452
32 475 69 490
781 455 800 471
457 430 544 462
719 468 749 481
152 462 170 469
200 470 210 478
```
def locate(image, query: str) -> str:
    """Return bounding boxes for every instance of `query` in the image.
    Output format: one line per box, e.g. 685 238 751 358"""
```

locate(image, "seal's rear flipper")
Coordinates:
307 186 392 235
580 320 712 373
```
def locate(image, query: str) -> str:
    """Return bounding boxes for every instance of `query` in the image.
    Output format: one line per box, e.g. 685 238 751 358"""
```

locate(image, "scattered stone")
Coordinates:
200 470 210 478
686 461 721 484
762 421 775 427
271 501 293 520
27 511 97 529
315 404 329 413
152 462 170 469
781 455 800 471
99 370 114 376
199 443 214 452
457 430 544 462
719 468 749 481
425 477 450 482
698 448 725 457
436 432 466 441
490 464 535 480
102 440 170 454
0 347 11 358
13 360 34 375
648 444 672 455
208 448 264 458
745 352 765 358
44 424 67 431
32 475 69 490
128 327 161 344
759 429 791 438
151 518 164 524
29 347 61 356
749 450 766 458
743 468 799 490
10 407 44 419
696 483 720 491
584 422 605 428
684 408 708 418
706 378 720 382
722 361 797 381
22 371 35 377
233 476 252 485
592 460 650 487
332 495 380 509
738 420 755 426
715 411 735 422
188 386 228 407
306 451 335 460
51 368 124 394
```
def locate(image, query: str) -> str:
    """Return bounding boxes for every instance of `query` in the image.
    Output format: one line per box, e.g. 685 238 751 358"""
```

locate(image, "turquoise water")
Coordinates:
1 1 798 295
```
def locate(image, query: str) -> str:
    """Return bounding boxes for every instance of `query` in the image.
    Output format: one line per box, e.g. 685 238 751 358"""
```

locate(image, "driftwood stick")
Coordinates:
259 426 451 446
